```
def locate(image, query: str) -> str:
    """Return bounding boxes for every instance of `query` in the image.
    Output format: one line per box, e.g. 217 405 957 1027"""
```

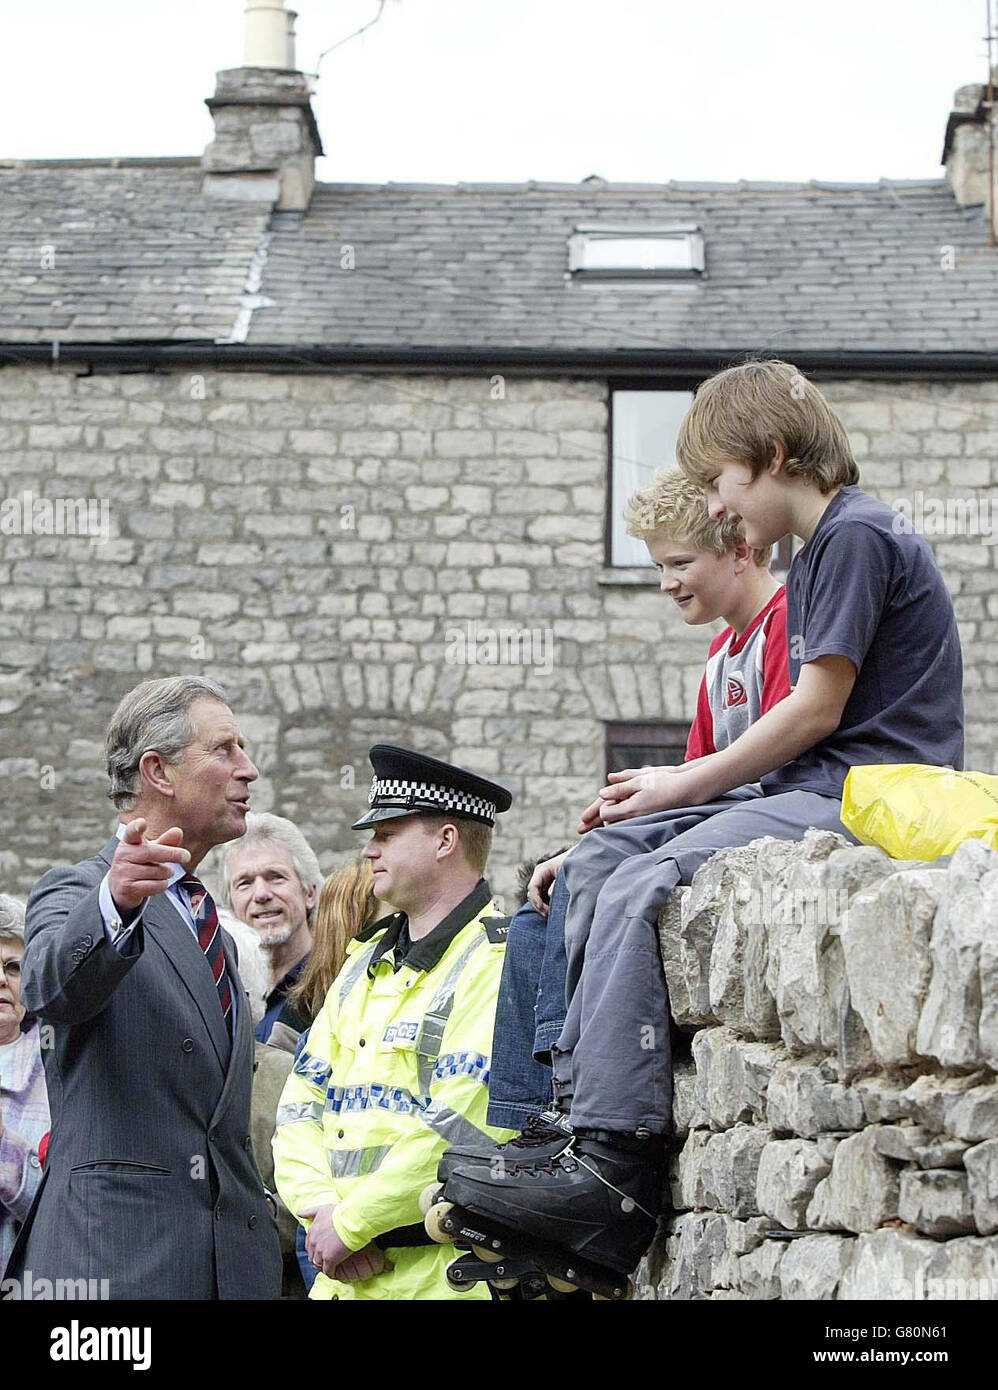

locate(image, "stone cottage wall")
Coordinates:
636 832 998 1300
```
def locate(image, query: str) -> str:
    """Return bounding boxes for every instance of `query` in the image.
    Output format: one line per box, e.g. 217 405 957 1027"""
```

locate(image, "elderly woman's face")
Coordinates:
0 938 25 1041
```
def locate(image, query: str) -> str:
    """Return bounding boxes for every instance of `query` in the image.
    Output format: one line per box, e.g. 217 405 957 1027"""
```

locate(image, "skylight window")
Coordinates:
569 225 705 280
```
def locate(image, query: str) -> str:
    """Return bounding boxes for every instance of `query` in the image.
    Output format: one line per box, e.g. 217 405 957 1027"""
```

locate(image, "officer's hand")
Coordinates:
334 1243 393 1282
108 819 190 914
527 851 570 916
299 1201 352 1278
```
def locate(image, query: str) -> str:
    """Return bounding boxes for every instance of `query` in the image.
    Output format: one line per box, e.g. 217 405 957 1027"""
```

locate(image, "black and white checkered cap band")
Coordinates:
369 776 496 821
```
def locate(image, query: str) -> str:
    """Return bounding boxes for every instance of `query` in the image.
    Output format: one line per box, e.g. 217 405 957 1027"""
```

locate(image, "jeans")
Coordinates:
486 874 571 1131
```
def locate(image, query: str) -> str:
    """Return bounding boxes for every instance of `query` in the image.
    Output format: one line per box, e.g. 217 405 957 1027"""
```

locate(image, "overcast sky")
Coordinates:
0 0 991 184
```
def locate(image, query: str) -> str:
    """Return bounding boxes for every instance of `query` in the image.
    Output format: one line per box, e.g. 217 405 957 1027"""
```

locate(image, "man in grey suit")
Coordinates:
2 676 282 1300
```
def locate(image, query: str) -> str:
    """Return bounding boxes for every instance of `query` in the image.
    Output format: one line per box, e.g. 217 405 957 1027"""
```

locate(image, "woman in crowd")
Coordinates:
0 894 50 1277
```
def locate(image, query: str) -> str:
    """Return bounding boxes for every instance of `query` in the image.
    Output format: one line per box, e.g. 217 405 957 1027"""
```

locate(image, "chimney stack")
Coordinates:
202 0 322 211
942 74 996 208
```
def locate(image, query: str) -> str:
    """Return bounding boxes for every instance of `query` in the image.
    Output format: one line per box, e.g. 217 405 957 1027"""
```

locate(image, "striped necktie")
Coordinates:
179 874 233 1033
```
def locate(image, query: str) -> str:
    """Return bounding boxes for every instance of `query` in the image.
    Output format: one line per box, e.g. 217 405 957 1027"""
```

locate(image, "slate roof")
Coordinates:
1 159 996 356
0 160 269 344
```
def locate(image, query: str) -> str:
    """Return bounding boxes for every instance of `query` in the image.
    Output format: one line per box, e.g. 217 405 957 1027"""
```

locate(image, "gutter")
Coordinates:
2 342 998 381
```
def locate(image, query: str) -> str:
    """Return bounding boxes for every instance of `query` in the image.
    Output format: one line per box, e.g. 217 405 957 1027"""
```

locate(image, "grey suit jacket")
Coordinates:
2 835 282 1300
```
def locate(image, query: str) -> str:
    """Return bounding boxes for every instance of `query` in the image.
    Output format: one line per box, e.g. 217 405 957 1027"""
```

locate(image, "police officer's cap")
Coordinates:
351 745 513 830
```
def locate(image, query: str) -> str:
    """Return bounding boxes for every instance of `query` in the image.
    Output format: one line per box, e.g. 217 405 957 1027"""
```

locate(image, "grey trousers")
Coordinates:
552 786 859 1135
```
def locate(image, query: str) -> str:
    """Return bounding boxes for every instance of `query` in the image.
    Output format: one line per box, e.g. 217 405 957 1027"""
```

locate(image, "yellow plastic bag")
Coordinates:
842 763 998 862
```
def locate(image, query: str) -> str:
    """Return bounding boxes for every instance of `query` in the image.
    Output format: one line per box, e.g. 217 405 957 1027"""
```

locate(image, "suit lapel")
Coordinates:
97 831 235 1075
209 929 251 1130
143 893 232 1072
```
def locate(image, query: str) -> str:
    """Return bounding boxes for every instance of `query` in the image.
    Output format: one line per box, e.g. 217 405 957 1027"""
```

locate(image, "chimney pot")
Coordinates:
244 0 294 70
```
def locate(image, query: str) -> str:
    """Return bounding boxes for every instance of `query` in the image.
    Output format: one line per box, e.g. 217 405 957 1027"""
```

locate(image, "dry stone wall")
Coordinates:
637 831 998 1300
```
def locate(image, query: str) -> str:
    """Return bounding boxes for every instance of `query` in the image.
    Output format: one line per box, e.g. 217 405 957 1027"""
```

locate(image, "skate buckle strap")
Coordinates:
565 1141 658 1223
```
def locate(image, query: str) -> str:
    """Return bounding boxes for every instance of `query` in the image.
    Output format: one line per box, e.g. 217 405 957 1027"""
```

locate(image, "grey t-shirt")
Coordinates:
761 486 964 800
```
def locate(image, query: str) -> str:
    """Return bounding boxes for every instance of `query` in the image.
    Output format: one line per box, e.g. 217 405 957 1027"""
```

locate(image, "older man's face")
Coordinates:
227 841 315 947
168 698 258 848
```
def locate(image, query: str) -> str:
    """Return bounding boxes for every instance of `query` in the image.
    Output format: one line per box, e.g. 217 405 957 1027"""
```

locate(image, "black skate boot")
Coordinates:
426 1129 663 1299
420 1109 573 1217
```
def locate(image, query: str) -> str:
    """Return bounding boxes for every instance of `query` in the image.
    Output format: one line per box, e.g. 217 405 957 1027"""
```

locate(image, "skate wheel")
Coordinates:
492 1277 519 1290
424 1201 454 1244
418 1182 443 1217
547 1275 578 1293
445 1269 477 1292
471 1243 502 1263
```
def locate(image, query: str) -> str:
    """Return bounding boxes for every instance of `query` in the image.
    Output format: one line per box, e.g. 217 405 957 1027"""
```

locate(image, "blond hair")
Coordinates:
676 359 860 494
289 858 382 1023
419 814 493 877
625 467 771 568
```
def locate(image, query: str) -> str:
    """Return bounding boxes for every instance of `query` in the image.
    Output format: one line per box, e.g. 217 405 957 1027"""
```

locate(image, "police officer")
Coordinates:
273 745 514 1300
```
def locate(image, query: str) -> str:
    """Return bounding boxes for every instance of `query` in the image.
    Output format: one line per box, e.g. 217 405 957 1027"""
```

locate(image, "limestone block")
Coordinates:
898 1070 991 1133
680 846 759 1023
669 1129 711 1212
708 895 750 1031
856 1075 911 1124
662 1213 712 1300
920 1234 998 1298
690 1025 725 1122
756 1139 831 1230
682 1213 769 1295
658 887 695 1025
766 1057 865 1137
838 1230 938 1300
806 1129 901 1233
980 936 998 1069
736 1239 785 1299
873 1125 969 1168
703 1032 783 1130
779 1234 855 1300
671 1055 708 1139
746 838 804 1039
841 869 945 1066
964 1140 998 1235
916 839 998 1067
946 1083 998 1143
699 1125 770 1218
898 1168 976 1237
775 844 895 1054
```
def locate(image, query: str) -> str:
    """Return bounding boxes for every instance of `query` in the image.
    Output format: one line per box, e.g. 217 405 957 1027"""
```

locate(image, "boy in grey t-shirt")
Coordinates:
436 360 964 1288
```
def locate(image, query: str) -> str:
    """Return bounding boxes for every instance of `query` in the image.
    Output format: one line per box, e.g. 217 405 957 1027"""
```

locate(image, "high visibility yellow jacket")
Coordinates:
272 880 514 1301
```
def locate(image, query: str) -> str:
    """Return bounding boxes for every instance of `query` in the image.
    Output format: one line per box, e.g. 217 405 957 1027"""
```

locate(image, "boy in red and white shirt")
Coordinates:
477 470 790 1141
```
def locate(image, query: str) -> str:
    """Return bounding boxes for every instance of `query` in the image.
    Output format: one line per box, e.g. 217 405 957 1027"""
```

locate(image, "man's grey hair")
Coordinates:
220 812 323 926
0 894 26 943
106 676 229 811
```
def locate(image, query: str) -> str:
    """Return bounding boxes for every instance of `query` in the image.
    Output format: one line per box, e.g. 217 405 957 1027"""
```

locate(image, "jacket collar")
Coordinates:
367 878 493 977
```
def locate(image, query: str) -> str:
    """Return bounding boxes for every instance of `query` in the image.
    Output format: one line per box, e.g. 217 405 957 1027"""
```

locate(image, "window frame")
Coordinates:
607 381 797 573
604 720 690 781
569 225 705 282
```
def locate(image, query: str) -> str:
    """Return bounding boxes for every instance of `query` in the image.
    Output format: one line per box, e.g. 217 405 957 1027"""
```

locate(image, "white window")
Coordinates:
610 389 694 567
570 226 705 280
